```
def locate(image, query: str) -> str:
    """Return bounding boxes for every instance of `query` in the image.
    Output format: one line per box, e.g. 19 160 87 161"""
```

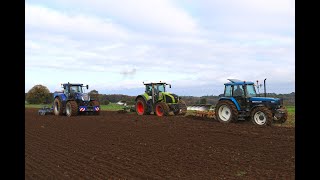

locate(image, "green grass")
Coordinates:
100 103 126 111
286 106 295 113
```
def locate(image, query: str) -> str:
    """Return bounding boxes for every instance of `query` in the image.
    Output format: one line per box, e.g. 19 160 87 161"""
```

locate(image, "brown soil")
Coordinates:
25 108 295 179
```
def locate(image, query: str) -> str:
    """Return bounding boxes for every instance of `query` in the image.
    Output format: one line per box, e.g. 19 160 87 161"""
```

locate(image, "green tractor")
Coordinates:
135 82 187 116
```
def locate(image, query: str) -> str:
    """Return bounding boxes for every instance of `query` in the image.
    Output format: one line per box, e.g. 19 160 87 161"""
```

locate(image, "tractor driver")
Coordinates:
234 85 244 96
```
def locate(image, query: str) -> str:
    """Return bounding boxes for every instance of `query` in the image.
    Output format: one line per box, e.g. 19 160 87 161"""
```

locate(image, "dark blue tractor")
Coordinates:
215 79 288 126
53 82 100 117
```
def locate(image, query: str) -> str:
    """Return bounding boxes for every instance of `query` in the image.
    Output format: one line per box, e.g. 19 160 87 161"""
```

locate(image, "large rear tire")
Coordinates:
66 101 78 117
89 100 100 115
251 106 273 126
215 100 238 123
155 102 169 116
53 98 64 116
135 97 148 115
174 100 187 115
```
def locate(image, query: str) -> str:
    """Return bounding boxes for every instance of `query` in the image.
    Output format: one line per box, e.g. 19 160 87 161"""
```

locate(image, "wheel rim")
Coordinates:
136 101 144 115
54 102 59 114
66 103 71 116
253 111 266 125
218 105 231 122
156 105 163 116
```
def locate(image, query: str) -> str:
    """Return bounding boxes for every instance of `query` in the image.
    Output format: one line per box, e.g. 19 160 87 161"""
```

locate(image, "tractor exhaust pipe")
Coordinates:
264 78 267 97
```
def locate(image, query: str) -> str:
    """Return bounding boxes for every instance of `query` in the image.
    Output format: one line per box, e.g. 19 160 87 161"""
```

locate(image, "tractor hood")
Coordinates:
250 97 283 105
160 92 179 103
74 92 90 101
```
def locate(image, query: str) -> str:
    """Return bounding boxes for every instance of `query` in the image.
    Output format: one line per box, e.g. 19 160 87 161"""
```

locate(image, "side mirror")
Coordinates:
86 85 89 89
169 85 171 88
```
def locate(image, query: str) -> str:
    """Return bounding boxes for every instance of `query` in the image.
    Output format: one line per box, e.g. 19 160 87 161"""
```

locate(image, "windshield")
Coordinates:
246 85 257 97
156 84 165 92
70 86 83 93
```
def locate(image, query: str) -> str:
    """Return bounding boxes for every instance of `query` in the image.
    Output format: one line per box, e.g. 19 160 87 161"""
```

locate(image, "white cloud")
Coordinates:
25 1 294 96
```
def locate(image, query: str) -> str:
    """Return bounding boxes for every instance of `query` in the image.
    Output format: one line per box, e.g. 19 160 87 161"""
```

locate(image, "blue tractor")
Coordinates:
215 79 288 126
53 82 100 117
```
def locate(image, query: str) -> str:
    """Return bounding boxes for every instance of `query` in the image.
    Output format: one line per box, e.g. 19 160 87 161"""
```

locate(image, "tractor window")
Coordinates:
233 85 244 97
145 85 152 95
246 85 257 97
157 84 165 92
71 86 82 93
224 85 232 97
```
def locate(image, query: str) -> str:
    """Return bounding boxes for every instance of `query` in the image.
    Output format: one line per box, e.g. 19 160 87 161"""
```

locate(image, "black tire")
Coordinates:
66 101 78 117
155 102 169 116
251 106 273 126
174 100 187 115
53 98 64 116
135 97 148 115
215 100 238 123
89 100 100 115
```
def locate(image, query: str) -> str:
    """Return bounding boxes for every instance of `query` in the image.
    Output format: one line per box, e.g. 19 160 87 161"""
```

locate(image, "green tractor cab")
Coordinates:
135 81 187 116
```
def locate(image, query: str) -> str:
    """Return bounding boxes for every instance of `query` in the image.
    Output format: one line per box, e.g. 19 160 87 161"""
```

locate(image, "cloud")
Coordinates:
25 1 294 96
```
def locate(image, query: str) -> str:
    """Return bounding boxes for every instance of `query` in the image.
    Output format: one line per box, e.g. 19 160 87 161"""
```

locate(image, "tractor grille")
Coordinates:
82 94 90 101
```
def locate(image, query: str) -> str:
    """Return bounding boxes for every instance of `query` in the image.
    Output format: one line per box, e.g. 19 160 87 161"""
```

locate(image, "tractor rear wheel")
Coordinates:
135 97 148 115
251 106 273 126
66 101 78 117
53 98 64 116
174 100 187 115
89 100 100 115
215 100 238 123
155 102 169 116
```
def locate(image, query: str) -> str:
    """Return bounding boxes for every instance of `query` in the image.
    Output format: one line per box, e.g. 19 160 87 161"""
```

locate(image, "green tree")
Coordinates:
26 85 51 104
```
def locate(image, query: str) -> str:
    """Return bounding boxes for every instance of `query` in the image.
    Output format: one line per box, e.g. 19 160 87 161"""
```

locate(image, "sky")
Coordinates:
25 0 295 96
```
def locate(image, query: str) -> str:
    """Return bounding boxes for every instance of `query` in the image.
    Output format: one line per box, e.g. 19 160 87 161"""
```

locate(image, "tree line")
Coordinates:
25 85 295 106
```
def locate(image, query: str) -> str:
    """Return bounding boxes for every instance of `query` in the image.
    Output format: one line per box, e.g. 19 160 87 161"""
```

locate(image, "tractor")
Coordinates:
135 82 187 116
215 79 288 126
52 82 100 117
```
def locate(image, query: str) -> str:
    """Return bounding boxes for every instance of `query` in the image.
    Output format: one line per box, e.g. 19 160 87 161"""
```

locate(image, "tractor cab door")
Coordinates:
232 85 247 110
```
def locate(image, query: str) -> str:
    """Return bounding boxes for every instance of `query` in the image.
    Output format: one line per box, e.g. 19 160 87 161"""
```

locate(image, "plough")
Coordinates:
187 104 216 118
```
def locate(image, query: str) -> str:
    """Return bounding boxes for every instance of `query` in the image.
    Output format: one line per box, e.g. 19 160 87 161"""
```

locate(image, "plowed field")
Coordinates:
25 108 295 179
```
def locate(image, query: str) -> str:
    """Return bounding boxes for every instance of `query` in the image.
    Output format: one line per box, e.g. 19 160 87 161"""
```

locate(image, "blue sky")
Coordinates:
25 0 295 96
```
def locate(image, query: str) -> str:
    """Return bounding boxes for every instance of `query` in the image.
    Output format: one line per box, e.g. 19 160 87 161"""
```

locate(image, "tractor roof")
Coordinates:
62 83 84 86
143 81 169 85
224 79 254 85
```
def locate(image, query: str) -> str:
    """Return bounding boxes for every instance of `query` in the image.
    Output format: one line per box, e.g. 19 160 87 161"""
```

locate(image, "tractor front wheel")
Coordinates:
135 97 148 115
53 98 64 116
174 100 187 115
215 100 238 123
66 101 78 117
155 102 169 116
251 106 273 126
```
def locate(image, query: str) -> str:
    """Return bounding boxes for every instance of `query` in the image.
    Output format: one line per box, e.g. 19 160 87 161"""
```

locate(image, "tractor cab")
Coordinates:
62 83 89 99
144 82 171 98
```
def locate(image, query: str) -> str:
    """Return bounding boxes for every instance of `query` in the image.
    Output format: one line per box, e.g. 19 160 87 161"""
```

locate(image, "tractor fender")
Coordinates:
218 97 241 111
135 95 147 103
250 104 268 112
54 94 67 102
